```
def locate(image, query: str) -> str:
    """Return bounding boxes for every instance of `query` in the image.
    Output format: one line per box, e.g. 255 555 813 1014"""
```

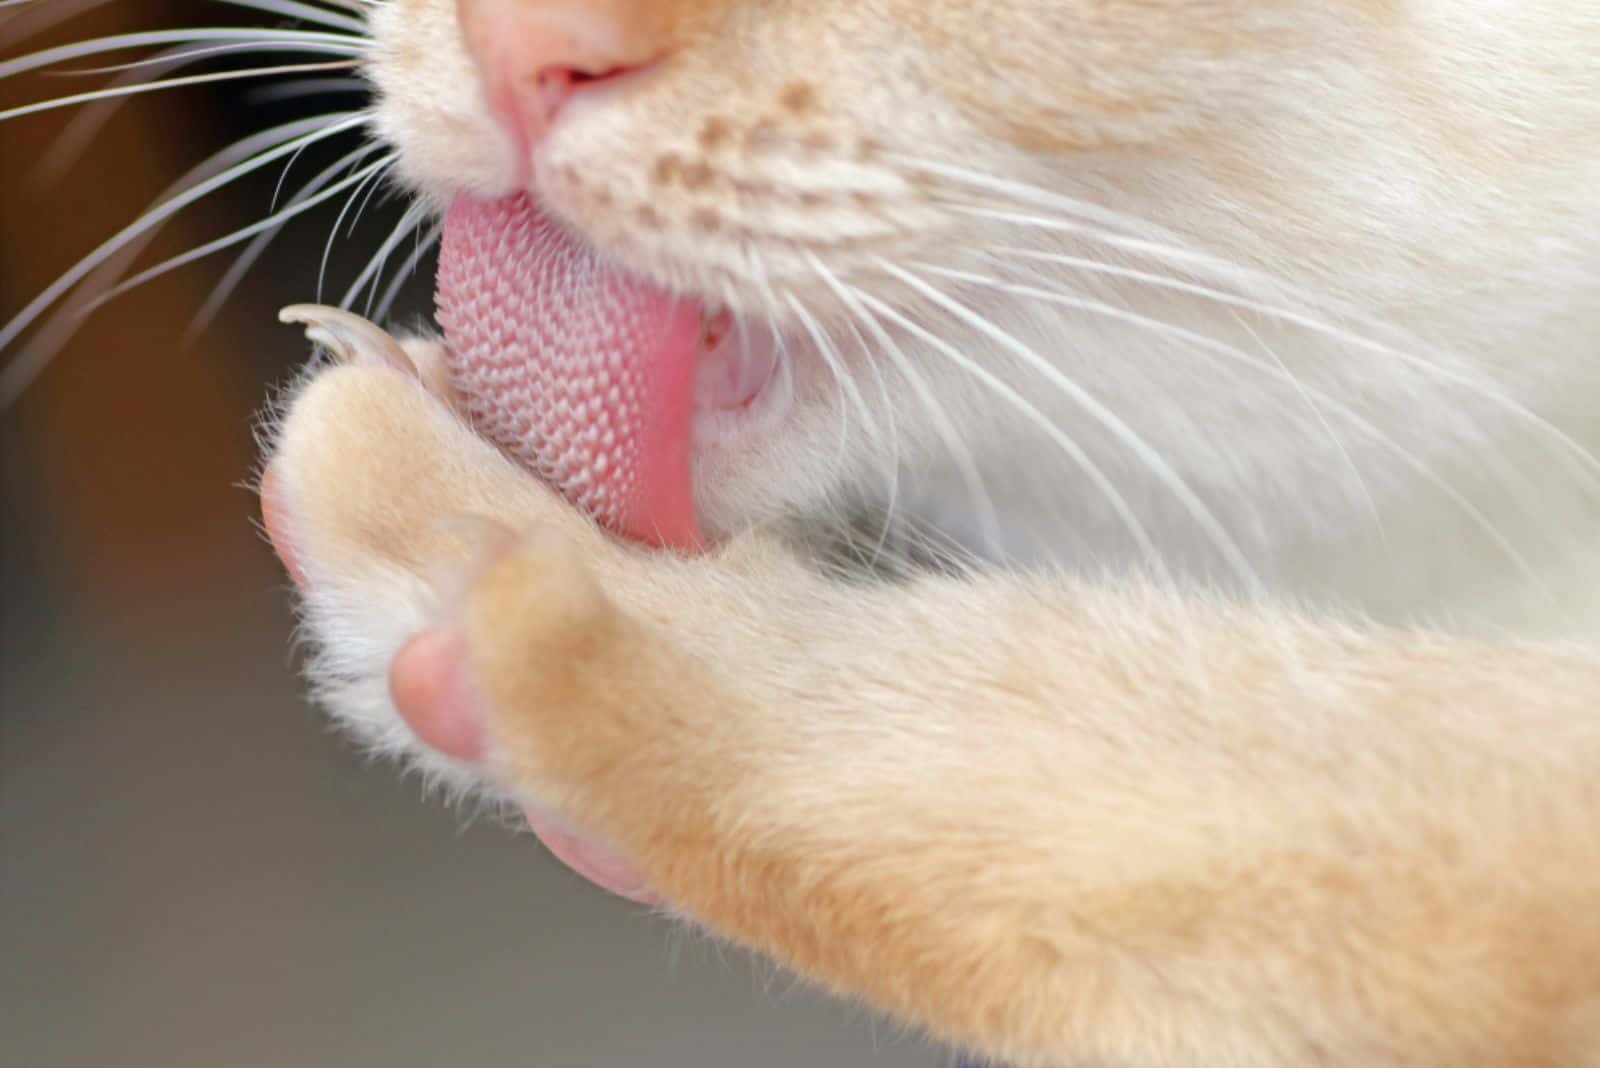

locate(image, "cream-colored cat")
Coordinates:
258 0 1600 1063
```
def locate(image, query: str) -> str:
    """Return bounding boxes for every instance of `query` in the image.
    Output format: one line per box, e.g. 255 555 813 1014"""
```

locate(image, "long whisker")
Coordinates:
808 255 1008 559
190 139 391 341
895 154 1198 244
344 149 392 236
371 221 443 324
212 0 370 35
0 111 369 405
846 280 1164 573
60 39 366 77
317 146 390 298
1 29 367 80
933 263 1553 594
0 0 367 40
885 260 1262 589
977 249 1389 546
0 59 360 121
2 29 368 81
960 206 1600 491
947 204 1302 309
14 118 355 371
786 294 864 471
1227 311 1390 550
992 244 1390 349
946 201 1458 380
826 292 904 570
81 155 397 319
343 196 428 313
32 42 361 184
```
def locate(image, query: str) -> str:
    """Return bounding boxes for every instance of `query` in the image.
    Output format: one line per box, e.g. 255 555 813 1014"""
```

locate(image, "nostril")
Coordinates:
529 65 578 129
512 60 649 148
457 0 665 157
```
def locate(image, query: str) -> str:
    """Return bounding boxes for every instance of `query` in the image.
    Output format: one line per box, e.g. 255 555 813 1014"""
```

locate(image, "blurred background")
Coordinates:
0 3 934 1064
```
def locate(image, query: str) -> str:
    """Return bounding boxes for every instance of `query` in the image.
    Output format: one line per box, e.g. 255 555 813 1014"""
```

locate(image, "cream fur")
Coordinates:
263 0 1600 1063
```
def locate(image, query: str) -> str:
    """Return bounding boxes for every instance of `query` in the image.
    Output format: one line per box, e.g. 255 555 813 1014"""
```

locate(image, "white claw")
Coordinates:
279 304 414 375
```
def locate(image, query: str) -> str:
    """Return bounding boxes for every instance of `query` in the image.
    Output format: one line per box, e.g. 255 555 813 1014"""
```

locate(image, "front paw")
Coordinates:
261 309 604 792
386 524 704 824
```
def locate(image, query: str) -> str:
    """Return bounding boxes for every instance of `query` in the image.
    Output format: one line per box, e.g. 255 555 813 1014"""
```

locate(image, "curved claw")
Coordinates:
279 304 414 375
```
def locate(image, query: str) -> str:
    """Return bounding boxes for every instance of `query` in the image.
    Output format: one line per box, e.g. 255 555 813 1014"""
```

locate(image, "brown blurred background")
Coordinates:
0 4 934 1064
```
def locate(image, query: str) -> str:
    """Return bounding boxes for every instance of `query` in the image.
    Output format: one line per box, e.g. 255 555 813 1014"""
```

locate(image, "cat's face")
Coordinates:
365 0 1600 587
372 0 1314 538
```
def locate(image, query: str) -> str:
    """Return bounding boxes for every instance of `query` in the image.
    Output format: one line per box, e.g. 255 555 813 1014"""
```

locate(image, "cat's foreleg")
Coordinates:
269 357 1600 1068
459 531 1600 1067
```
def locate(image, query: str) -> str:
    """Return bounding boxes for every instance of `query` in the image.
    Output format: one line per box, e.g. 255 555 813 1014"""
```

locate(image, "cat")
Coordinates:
259 0 1600 1062
18 0 1600 1063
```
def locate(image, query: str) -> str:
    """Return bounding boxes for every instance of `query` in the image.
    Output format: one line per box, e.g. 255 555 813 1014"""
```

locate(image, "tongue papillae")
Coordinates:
436 193 704 550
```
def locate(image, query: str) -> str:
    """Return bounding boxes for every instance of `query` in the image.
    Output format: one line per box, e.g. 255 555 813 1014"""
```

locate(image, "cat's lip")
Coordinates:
690 308 787 446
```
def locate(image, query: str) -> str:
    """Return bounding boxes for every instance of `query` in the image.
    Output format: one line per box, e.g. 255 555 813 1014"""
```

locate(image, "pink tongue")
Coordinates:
436 194 703 550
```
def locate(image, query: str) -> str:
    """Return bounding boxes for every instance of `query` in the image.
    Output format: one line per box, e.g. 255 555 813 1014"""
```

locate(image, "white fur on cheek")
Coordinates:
368 0 521 202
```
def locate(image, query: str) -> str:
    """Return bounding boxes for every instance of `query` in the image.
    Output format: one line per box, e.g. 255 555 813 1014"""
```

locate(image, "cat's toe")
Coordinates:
383 527 666 903
261 359 569 788
386 523 673 834
397 335 462 411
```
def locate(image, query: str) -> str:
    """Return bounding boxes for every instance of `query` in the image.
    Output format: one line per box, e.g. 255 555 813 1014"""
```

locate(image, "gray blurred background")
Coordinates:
0 3 935 1064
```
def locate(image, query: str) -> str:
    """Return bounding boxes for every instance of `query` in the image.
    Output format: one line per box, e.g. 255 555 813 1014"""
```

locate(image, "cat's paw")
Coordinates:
263 311 781 902
262 308 603 793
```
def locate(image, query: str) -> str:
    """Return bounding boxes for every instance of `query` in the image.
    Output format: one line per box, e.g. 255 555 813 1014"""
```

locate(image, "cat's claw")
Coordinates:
279 304 416 375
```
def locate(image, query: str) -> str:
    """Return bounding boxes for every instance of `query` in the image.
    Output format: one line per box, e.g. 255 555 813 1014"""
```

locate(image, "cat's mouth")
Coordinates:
436 193 784 550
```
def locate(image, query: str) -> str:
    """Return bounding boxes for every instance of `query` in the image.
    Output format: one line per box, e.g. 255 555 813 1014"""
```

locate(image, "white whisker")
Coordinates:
826 293 904 570
885 259 1261 588
1227 311 1390 551
786 294 864 471
31 41 360 183
0 28 366 81
344 150 392 235
976 248 1389 546
947 204 1290 305
928 263 1553 593
342 197 428 313
59 39 366 77
316 147 390 298
847 280 1163 573
808 255 1008 560
82 155 396 319
0 111 368 406
371 222 443 324
895 154 1194 244
190 139 390 342
214 0 370 35
959 206 1600 492
1 59 359 121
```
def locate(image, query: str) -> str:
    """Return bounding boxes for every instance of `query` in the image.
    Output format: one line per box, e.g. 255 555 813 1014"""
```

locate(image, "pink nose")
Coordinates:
456 0 664 151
